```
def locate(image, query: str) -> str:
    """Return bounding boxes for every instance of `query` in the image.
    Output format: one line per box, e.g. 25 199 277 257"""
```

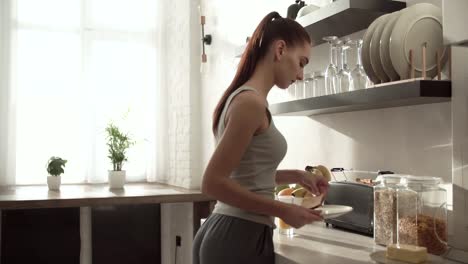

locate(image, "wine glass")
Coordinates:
336 39 352 93
323 36 338 95
349 39 372 90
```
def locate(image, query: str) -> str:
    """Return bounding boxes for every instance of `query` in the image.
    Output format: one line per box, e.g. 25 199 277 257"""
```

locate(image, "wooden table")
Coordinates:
0 183 213 264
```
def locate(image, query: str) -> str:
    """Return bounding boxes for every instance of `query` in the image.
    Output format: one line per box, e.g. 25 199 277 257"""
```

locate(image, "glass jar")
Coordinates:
397 176 448 255
312 71 326 97
303 73 314 98
287 82 296 101
374 174 405 246
295 80 305 99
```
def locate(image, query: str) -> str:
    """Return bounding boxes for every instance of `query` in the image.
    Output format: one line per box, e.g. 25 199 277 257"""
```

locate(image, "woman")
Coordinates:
193 11 329 264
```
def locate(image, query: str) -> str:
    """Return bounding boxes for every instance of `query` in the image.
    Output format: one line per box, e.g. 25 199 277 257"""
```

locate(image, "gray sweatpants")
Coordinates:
192 213 275 264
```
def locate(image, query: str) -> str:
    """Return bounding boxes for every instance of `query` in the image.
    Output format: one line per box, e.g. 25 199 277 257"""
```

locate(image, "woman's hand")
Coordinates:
279 203 323 228
297 170 329 196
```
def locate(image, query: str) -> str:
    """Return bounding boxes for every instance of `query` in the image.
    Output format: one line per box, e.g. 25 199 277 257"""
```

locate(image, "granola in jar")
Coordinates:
374 175 405 246
397 176 448 255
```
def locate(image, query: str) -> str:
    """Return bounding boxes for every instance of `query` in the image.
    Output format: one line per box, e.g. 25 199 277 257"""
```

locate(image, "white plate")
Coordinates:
379 11 402 81
362 16 383 84
316 204 353 219
389 3 447 79
370 13 391 83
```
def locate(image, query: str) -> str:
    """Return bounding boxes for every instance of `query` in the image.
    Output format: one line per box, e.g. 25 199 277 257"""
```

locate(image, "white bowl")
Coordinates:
297 4 320 18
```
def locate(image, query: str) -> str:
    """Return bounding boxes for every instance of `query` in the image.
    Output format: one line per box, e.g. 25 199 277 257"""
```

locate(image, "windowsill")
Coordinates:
0 182 211 209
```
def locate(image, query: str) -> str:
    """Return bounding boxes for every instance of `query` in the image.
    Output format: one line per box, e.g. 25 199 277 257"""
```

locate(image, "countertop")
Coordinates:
0 183 212 209
274 222 457 264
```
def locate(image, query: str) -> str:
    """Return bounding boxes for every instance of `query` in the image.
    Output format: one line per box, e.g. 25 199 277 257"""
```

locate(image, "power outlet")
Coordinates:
176 235 181 247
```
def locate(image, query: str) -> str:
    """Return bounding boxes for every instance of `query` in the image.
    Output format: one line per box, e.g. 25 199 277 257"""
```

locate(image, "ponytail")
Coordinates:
212 11 310 134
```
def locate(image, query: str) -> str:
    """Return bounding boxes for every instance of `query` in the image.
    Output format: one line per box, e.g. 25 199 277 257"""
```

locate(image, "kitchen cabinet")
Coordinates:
0 206 160 264
92 205 161 264
1 208 81 264
0 183 214 264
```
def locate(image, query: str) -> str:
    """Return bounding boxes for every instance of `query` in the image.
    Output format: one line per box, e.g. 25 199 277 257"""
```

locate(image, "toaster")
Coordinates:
323 180 374 236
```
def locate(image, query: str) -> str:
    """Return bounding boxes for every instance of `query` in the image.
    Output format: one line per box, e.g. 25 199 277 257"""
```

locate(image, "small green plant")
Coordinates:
105 122 135 171
47 156 67 177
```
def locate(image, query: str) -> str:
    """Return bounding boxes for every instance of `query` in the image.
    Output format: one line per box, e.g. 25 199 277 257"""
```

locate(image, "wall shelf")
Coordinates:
296 0 406 46
269 80 451 116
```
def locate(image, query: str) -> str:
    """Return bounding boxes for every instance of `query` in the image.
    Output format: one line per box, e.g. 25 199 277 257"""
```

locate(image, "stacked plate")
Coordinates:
362 3 448 84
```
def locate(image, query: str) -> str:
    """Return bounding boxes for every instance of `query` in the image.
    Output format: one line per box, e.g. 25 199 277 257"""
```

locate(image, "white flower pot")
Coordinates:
108 170 126 189
47 175 61 191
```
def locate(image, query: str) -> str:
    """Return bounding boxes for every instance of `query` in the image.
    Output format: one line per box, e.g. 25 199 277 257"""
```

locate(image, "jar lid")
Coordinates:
401 175 441 186
379 174 406 185
312 71 324 77
304 72 314 80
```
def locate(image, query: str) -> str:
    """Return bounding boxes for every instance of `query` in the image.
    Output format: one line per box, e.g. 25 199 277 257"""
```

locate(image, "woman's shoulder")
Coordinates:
225 88 264 124
229 88 264 112
220 86 268 137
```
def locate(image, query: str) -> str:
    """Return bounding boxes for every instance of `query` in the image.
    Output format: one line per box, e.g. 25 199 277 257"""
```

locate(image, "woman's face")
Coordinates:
273 41 311 89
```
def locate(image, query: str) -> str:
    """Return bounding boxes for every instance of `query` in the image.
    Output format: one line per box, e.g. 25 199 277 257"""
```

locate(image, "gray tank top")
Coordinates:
212 86 287 227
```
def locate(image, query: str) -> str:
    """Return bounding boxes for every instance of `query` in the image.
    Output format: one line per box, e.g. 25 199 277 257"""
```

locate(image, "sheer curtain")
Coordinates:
0 0 168 185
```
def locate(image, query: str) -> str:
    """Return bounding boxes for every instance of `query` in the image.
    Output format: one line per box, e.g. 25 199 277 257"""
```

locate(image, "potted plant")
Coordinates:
105 122 134 189
46 156 67 191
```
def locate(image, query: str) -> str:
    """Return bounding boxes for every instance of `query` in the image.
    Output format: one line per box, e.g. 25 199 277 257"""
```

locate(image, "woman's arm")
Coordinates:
275 169 302 185
275 169 329 196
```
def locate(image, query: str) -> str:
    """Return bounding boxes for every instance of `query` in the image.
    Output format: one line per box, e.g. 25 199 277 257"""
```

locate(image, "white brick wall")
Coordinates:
161 0 202 189
159 1 202 262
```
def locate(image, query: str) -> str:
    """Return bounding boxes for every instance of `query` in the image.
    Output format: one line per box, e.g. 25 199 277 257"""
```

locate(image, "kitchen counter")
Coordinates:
0 183 212 209
274 222 457 264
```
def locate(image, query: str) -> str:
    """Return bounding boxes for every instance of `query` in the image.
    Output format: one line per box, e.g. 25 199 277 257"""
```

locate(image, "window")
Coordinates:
5 0 160 184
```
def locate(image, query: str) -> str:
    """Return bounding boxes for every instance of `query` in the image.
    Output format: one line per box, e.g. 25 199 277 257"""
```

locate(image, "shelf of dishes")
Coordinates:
362 3 448 84
267 1 451 116
300 2 448 92
269 79 451 116
295 0 405 47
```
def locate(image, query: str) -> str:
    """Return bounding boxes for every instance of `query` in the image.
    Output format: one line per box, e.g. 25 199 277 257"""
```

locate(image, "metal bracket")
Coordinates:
201 16 212 63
